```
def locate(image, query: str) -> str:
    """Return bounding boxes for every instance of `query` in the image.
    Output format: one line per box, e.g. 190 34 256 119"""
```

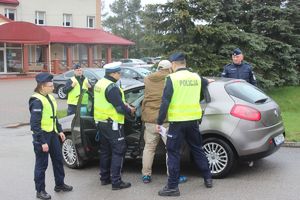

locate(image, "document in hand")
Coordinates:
159 125 167 138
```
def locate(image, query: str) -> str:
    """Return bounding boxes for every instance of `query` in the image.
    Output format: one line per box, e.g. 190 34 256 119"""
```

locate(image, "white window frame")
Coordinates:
35 11 46 25
87 16 95 28
63 14 72 27
4 8 16 21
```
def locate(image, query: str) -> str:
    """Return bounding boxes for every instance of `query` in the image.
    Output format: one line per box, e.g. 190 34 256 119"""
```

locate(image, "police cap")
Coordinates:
103 62 122 73
232 48 242 56
169 52 186 62
73 63 81 69
35 72 53 83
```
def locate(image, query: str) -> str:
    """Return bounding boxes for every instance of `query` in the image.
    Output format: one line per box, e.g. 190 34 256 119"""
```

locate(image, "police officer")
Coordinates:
64 64 91 115
156 53 213 197
29 72 73 200
221 48 257 86
94 62 136 190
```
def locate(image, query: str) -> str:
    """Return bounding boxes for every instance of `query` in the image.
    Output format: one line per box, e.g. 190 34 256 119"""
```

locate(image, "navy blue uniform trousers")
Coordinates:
166 120 211 189
32 132 65 192
98 121 126 185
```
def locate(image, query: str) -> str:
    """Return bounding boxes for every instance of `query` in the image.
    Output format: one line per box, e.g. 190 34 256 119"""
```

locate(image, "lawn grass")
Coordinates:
267 86 300 142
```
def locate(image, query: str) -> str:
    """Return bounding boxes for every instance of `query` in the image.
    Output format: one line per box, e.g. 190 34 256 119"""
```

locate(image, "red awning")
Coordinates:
0 21 134 46
42 26 134 46
0 0 19 6
0 21 50 44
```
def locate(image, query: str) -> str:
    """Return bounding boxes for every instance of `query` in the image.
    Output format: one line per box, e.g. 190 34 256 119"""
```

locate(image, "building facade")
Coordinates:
0 0 133 75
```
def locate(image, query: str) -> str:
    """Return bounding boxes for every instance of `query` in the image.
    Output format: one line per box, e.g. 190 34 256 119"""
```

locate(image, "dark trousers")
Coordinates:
166 120 211 189
67 104 77 116
32 132 65 192
98 122 126 185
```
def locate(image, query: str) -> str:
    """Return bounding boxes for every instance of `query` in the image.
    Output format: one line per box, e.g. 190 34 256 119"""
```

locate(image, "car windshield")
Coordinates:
225 81 269 104
90 69 105 79
133 68 151 76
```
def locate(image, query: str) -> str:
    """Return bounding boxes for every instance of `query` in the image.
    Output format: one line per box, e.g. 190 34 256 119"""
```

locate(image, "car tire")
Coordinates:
203 137 236 179
57 85 67 99
62 135 85 169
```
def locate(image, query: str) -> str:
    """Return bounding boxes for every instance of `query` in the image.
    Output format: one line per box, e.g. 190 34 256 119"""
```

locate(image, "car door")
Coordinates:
123 86 145 158
71 90 99 160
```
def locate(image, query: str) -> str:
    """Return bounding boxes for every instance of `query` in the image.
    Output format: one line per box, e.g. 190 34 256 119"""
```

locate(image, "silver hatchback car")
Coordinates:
60 78 285 178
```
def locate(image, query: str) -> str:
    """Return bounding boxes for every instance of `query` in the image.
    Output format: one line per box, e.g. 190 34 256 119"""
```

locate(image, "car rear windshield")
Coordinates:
225 81 269 104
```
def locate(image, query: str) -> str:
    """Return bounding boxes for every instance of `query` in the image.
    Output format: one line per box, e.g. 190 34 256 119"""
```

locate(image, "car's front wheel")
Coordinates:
62 135 84 169
203 137 236 178
57 85 67 99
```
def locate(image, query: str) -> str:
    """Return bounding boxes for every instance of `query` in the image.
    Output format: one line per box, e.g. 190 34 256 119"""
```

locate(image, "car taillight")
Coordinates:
230 104 261 121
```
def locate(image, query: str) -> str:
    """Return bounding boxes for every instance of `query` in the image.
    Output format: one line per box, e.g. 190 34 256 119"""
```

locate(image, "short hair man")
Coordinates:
63 64 91 115
221 48 257 86
93 62 136 190
156 53 213 197
141 60 187 184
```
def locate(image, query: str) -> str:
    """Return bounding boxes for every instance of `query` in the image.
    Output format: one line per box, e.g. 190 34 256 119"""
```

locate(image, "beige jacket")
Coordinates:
141 69 170 123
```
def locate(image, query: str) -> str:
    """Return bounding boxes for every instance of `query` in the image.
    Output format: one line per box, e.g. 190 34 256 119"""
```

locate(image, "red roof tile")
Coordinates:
0 0 19 5
42 26 134 45
0 21 135 46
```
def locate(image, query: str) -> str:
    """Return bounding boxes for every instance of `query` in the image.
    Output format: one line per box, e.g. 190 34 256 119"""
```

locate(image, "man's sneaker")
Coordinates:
178 175 187 184
112 181 131 190
54 184 73 192
101 179 111 185
142 175 152 184
36 191 51 200
204 178 213 188
158 186 180 197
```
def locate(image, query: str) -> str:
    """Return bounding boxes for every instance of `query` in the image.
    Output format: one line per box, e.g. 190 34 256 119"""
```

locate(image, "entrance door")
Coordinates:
0 49 5 73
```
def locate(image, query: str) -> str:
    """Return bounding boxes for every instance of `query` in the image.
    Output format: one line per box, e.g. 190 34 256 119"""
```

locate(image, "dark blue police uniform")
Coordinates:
221 62 256 85
29 72 72 199
221 48 256 86
29 96 65 191
64 75 86 115
97 75 132 188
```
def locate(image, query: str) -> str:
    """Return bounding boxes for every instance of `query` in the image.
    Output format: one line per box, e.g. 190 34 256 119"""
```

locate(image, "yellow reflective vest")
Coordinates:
94 78 125 124
67 76 89 105
32 93 58 133
167 70 202 122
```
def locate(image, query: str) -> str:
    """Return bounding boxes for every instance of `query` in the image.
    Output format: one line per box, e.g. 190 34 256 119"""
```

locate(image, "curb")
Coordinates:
282 142 300 148
4 122 30 128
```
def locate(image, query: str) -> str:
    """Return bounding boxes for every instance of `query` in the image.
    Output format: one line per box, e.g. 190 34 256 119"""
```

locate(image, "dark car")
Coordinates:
53 68 142 99
59 78 285 178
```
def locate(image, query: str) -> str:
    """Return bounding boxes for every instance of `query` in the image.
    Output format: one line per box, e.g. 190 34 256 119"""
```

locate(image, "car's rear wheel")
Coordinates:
203 137 236 178
57 85 67 99
62 135 84 168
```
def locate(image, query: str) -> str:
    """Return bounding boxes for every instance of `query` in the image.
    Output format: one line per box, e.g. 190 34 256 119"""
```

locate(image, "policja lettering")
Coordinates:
179 79 199 86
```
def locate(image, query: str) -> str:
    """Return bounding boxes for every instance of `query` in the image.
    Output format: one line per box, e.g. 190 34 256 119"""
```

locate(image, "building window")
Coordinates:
35 11 46 25
4 8 16 20
87 16 95 28
63 14 72 27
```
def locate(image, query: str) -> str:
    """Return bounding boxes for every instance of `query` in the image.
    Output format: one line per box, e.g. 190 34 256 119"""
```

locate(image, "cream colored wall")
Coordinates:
15 0 99 28
0 5 18 20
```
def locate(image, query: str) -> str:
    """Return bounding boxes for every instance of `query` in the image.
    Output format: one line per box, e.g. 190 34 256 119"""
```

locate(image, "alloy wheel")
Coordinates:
62 138 77 166
203 142 229 174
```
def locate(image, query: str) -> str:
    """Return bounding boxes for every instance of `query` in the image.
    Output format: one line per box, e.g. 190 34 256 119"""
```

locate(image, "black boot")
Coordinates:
36 191 51 200
158 186 180 196
101 179 111 185
112 181 131 190
54 184 73 192
204 178 213 188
